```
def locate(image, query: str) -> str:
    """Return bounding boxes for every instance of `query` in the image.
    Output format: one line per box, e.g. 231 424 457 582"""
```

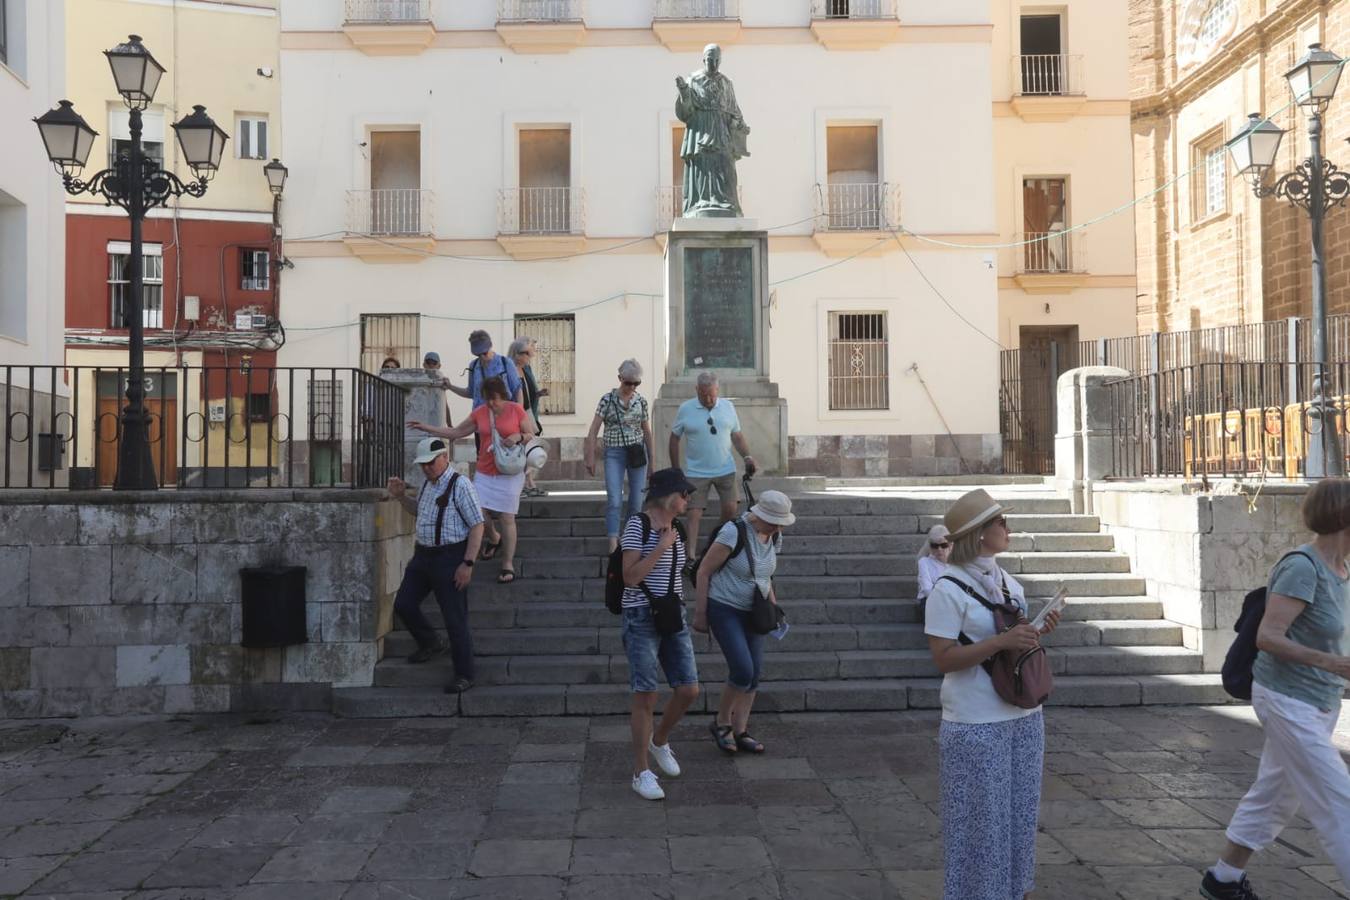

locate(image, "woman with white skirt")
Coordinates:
411 375 535 583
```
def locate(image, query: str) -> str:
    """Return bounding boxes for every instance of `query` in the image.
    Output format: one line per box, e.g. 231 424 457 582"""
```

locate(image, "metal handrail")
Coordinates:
813 183 899 231
499 187 585 235
1014 54 1086 97
1015 231 1082 274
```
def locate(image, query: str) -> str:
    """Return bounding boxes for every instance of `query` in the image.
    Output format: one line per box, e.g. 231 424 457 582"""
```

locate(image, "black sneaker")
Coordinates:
443 677 474 694
407 643 445 664
1200 871 1261 900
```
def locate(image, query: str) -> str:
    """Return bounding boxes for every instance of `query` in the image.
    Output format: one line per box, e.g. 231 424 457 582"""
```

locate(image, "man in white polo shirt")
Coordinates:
387 437 485 694
668 371 757 565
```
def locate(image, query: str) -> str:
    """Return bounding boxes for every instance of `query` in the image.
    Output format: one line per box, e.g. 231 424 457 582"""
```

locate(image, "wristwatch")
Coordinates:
461 560 475 568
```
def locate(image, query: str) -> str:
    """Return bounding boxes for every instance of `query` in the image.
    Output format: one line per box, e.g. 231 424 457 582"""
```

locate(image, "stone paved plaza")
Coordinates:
2 705 1349 899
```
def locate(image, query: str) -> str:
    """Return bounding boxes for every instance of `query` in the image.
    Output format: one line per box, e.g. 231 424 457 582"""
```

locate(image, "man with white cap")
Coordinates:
386 436 485 694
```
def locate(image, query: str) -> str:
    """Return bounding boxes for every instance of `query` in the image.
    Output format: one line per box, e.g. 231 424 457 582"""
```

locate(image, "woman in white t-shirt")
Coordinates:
923 489 1060 900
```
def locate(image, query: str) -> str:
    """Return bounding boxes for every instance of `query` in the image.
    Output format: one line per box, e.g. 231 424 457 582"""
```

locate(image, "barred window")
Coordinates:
1199 0 1236 47
516 314 576 414
1191 129 1227 221
360 313 420 373
828 312 889 410
109 248 164 329
241 249 270 291
308 378 344 441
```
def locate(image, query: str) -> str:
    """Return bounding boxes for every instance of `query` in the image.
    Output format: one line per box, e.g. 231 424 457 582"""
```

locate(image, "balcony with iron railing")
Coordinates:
342 0 435 54
653 0 741 48
811 183 900 255
1010 54 1089 121
1012 231 1089 292
343 189 435 262
809 0 899 49
497 0 586 51
498 187 586 258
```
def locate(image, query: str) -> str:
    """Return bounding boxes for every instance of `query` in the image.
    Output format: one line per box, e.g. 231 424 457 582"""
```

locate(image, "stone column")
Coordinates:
376 369 452 491
1054 366 1130 514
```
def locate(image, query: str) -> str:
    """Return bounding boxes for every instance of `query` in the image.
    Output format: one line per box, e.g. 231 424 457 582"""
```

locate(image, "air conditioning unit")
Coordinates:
234 312 254 331
183 296 200 321
208 402 226 423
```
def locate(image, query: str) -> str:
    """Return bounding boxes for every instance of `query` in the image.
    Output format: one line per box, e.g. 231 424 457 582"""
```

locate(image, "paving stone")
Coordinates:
0 821 115 858
361 840 470 880
570 837 670 875
1100 797 1218 828
315 786 411 814
285 813 391 845
468 839 572 876
143 844 274 888
90 815 206 852
251 842 374 882
669 835 771 872
0 854 68 894
765 831 874 870
30 849 173 893
574 806 666 839
502 761 582 785
444 875 567 899
1047 828 1182 866
781 868 900 900
383 810 484 843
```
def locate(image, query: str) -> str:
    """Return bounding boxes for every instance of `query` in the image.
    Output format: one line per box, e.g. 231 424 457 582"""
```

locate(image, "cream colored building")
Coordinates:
1 0 68 484
992 0 1138 356
277 0 1132 477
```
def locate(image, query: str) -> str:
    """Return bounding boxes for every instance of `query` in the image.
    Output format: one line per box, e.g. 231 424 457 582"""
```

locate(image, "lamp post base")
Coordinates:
113 406 161 490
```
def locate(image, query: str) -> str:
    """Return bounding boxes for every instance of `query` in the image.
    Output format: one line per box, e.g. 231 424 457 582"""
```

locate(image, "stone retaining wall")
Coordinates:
0 490 411 718
1091 482 1313 670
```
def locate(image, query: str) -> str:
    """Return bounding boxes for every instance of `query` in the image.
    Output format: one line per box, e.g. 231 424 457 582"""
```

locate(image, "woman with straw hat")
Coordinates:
923 488 1060 900
693 490 795 755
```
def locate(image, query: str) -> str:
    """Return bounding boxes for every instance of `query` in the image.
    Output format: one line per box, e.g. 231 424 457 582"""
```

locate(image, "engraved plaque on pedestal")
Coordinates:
684 246 755 370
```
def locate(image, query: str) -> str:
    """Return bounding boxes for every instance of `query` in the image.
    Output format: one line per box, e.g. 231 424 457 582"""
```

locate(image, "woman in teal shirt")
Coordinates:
1203 479 1350 900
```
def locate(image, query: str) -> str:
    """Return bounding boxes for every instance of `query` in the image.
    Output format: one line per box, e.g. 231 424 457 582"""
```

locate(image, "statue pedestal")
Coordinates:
656 221 788 475
378 368 452 491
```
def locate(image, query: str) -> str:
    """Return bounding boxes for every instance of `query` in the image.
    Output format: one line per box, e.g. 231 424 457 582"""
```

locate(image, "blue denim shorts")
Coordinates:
621 605 699 693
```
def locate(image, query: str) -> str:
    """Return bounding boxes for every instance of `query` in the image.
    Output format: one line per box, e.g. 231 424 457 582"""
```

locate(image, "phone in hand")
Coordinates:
1030 585 1069 631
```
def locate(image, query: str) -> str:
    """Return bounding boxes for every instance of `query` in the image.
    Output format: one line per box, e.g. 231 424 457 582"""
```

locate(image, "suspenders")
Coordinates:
420 472 468 546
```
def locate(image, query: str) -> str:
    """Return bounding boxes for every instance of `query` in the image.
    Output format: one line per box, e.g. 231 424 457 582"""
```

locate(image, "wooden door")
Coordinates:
1017 326 1079 474
94 397 177 487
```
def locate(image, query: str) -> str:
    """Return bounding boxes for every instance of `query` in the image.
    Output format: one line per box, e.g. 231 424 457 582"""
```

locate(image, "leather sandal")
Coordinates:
734 731 764 754
709 722 738 754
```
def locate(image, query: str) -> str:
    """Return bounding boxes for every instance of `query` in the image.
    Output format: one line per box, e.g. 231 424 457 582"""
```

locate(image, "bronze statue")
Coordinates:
675 44 750 219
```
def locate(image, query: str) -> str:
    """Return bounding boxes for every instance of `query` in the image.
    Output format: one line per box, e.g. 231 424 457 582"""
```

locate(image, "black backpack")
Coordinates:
689 475 756 579
1221 550 1314 700
604 514 687 614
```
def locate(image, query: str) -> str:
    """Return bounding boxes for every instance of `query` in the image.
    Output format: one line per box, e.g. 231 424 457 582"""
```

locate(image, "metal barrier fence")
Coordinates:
0 366 407 490
1106 362 1350 480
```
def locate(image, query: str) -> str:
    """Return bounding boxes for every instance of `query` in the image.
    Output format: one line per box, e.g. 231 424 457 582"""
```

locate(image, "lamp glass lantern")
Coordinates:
172 106 229 181
263 158 288 195
104 35 165 110
33 100 99 175
1226 113 1286 178
1286 43 1344 109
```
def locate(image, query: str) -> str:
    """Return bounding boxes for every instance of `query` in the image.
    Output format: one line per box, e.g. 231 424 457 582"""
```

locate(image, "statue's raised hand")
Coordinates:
675 75 688 93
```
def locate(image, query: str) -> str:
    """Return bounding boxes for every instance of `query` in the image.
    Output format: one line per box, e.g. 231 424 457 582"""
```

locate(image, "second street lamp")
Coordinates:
1227 44 1350 478
33 35 226 490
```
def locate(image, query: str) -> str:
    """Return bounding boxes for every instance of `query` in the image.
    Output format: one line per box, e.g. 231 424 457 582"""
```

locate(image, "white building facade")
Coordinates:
278 0 1007 477
0 0 68 485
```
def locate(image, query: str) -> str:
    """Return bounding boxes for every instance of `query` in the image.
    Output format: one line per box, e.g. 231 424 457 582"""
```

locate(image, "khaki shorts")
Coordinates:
687 472 738 507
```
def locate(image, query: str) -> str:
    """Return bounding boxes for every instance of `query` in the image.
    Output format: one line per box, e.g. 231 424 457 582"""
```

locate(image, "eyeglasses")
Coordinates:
680 490 694 499
622 380 642 387
930 541 951 549
707 416 717 435
987 516 1008 530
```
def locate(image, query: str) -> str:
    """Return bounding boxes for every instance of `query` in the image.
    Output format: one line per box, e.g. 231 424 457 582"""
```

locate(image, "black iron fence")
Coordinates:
1000 314 1350 474
1106 362 1350 480
1 366 407 490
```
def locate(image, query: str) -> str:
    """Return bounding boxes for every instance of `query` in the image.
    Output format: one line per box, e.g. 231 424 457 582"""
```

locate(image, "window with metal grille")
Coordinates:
828 312 889 410
240 249 270 291
108 108 165 169
308 378 344 441
236 115 268 160
515 314 576 414
1191 130 1227 220
109 248 164 329
360 313 420 373
1199 0 1236 47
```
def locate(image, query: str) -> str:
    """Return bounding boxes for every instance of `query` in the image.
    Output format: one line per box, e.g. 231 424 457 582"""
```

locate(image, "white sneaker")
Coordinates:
648 740 681 778
631 769 664 800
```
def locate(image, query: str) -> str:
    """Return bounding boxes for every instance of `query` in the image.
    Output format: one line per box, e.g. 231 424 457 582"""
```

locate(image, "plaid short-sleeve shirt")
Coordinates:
596 390 648 448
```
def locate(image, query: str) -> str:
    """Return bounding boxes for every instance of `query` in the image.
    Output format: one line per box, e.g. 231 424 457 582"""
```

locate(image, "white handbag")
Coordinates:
488 407 527 475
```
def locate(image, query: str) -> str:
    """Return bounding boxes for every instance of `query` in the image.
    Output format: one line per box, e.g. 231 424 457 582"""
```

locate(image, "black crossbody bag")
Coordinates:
640 533 685 636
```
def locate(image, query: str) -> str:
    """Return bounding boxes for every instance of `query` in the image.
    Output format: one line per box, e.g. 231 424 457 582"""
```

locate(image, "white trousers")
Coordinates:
1226 682 1350 881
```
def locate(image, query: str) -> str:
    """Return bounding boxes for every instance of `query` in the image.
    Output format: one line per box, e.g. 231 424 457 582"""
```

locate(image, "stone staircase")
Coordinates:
334 487 1228 717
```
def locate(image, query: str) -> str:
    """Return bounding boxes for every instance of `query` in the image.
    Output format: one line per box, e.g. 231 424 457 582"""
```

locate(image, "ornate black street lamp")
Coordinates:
1228 43 1349 477
33 35 227 490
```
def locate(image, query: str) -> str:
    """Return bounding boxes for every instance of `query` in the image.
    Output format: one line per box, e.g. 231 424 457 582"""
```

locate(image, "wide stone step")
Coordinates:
513 494 1071 520
920 513 1102 534
503 512 1099 539
507 531 1119 558
461 575 919 604
333 673 1234 718
1060 597 1164 620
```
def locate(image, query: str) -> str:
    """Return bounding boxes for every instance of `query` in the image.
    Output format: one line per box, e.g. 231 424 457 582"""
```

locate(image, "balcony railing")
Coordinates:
814 183 900 231
811 0 896 20
499 187 585 235
655 0 739 19
656 184 745 232
347 189 434 236
1015 54 1085 97
1016 231 1083 275
498 0 582 21
344 0 430 22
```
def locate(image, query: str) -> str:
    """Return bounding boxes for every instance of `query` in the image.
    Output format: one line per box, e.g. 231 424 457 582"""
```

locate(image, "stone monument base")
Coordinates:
654 378 788 476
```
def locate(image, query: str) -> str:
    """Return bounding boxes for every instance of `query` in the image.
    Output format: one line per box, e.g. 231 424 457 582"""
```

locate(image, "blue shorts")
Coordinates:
621 605 699 693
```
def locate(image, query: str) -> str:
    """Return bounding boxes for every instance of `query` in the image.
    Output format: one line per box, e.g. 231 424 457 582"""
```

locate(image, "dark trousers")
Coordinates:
393 542 475 680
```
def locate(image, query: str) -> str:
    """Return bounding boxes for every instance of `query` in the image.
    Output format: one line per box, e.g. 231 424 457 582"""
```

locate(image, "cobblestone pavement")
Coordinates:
2 704 1349 899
